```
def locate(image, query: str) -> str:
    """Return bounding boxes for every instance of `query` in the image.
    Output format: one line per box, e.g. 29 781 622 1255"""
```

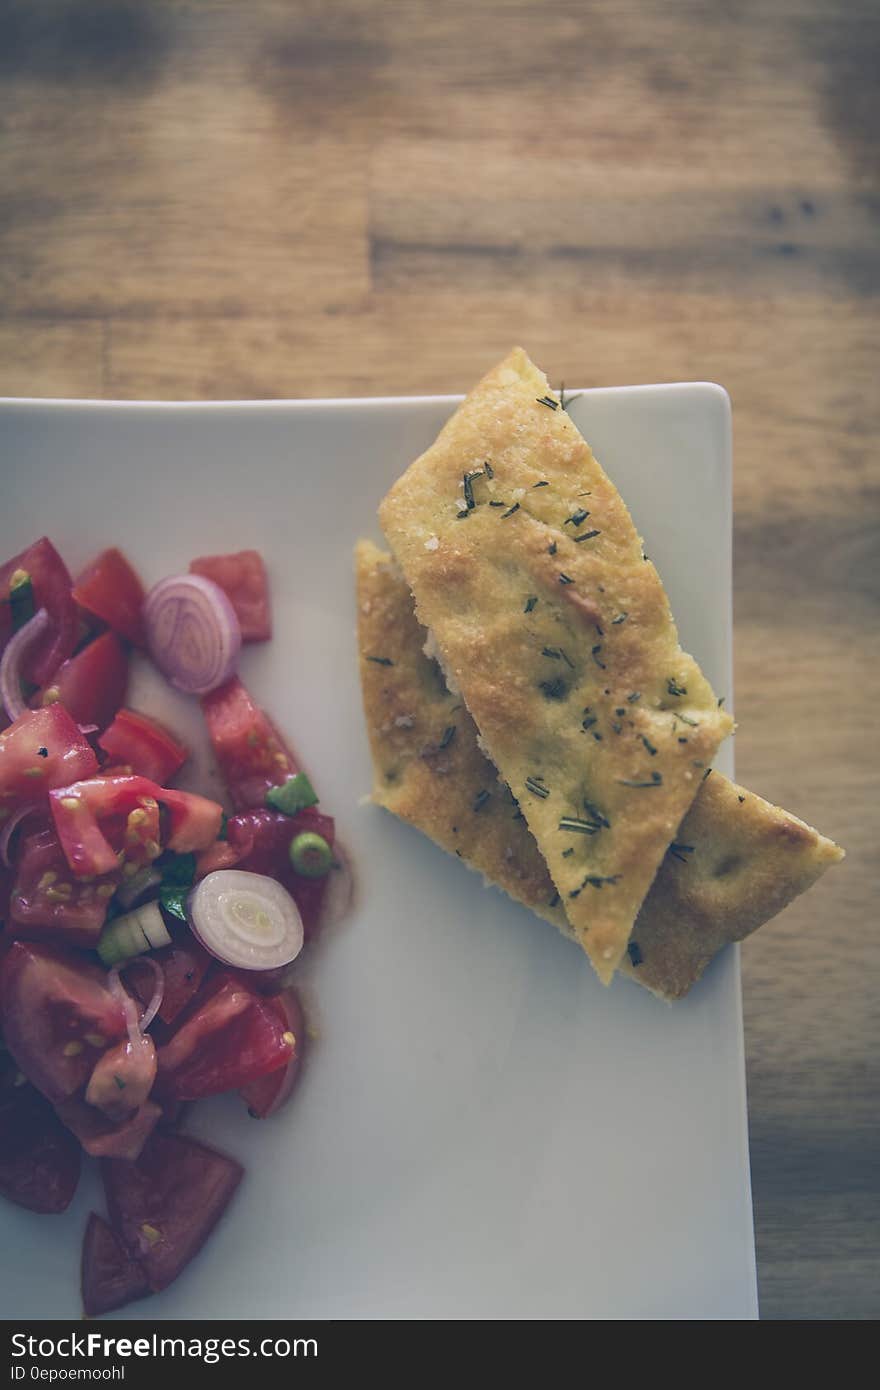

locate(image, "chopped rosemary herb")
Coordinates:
612 721 622 734
668 843 694 863
542 646 562 659
718 696 725 707
532 479 549 488
548 541 558 555
548 891 561 907
565 508 590 527
592 731 603 740
673 711 699 727
525 776 550 799
472 789 490 813
539 676 568 701
612 613 628 625
484 461 494 479
582 874 621 889
738 795 746 803
489 500 506 507
591 644 606 669
456 509 470 519
524 595 538 613
627 941 643 967
627 691 641 703
678 736 689 743
463 468 483 510
536 395 559 410
574 530 601 542
641 735 658 756
615 708 626 717
583 799 610 829
667 678 687 697
36 746 48 758
501 502 520 518
558 816 601 835
366 656 393 666
439 725 456 749
703 767 713 780
562 847 574 857
581 714 597 731
617 772 663 787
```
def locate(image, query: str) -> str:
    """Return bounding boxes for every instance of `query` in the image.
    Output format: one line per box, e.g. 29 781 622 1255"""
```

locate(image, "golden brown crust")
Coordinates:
378 348 734 983
356 543 844 1002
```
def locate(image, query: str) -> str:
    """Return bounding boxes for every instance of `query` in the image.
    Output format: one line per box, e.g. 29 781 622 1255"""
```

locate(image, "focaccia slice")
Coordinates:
356 541 844 1000
378 348 734 983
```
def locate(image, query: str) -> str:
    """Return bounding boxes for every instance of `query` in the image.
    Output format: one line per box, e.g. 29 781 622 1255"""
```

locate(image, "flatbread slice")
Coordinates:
378 348 734 983
356 541 844 1001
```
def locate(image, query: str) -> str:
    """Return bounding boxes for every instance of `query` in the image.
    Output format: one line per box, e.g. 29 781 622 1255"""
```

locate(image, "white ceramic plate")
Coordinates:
0 384 757 1320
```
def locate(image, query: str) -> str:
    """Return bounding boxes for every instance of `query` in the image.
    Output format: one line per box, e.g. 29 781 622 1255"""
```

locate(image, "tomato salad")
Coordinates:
0 540 344 1316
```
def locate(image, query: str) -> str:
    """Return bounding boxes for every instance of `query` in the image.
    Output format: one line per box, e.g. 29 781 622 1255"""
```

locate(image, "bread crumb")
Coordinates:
424 536 439 551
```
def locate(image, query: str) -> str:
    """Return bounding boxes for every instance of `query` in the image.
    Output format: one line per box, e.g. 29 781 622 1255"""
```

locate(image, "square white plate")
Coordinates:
0 384 756 1320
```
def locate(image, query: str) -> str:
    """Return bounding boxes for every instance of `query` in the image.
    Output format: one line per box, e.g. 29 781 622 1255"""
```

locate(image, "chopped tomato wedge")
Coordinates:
0 942 127 1104
156 972 295 1101
81 1212 151 1317
9 828 118 947
38 632 128 733
49 774 223 878
0 705 98 806
240 987 305 1119
102 1132 243 1292
72 547 147 648
201 677 297 810
189 550 271 642
98 709 187 785
0 538 78 686
0 1075 82 1214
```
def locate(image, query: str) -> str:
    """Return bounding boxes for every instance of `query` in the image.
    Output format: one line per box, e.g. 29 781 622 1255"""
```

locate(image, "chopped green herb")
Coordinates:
439 725 456 750
627 941 643 967
591 645 606 669
667 678 687 698
548 542 558 555
612 721 623 734
501 502 520 518
627 691 641 703
472 789 491 813
266 772 319 817
583 800 610 829
738 795 746 803
9 571 34 631
217 812 229 841
718 696 726 707
114 1075 127 1091
290 831 333 878
612 613 628 625
581 714 597 731
703 767 713 780
581 874 621 889
489 500 506 507
524 595 538 613
617 772 663 788
366 656 393 667
592 731 603 741
673 711 699 728
574 530 601 542
668 842 694 864
456 509 470 519
558 816 601 835
36 746 48 758
158 852 197 922
484 461 494 479
525 776 550 798
548 891 561 908
536 395 559 410
565 508 590 527
562 847 574 858
542 646 562 659
558 572 574 585
532 480 549 488
641 736 658 756
678 736 689 744
462 468 483 510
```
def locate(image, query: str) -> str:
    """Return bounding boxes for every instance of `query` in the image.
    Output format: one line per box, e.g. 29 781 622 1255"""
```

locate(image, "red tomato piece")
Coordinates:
72 548 147 648
102 1132 244 1293
98 709 187 785
200 677 297 810
0 705 98 807
8 828 118 947
240 987 305 1119
126 929 212 1027
81 1212 151 1318
38 632 128 733
156 972 295 1101
0 1078 82 1214
0 942 127 1104
189 550 271 642
56 1097 162 1162
0 538 78 686
49 774 223 879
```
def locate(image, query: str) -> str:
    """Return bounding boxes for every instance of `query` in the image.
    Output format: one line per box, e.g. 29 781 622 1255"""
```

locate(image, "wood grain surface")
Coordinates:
1 0 877 1319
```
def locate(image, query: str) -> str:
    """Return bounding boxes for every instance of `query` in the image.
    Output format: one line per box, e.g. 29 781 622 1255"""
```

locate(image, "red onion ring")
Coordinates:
0 607 50 722
0 802 40 868
144 574 241 695
108 958 165 1039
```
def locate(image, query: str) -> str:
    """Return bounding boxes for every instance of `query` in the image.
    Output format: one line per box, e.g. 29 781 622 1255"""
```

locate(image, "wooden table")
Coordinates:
1 0 876 1319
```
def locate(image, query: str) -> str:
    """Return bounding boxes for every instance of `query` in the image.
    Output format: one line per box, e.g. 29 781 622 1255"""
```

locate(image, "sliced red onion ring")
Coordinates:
0 607 50 722
108 958 165 1039
144 574 241 695
188 869 304 971
0 803 40 868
